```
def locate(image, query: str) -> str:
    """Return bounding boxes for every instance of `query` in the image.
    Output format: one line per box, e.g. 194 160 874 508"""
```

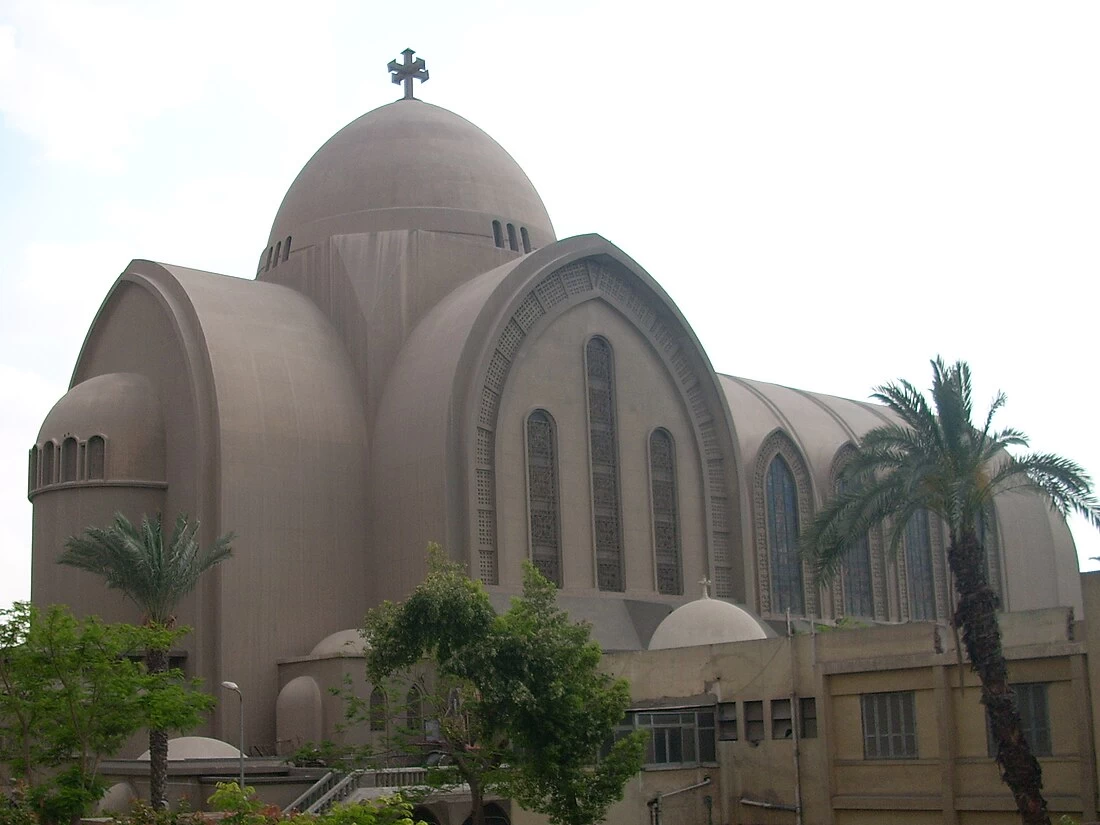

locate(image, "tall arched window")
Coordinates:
526 410 562 587
835 477 873 618
520 227 532 253
585 338 624 592
905 510 936 620
61 437 78 482
506 223 519 252
406 686 423 736
649 429 682 595
41 441 56 486
86 436 105 480
369 688 386 732
766 455 804 615
284 236 291 261
274 241 282 265
492 220 504 248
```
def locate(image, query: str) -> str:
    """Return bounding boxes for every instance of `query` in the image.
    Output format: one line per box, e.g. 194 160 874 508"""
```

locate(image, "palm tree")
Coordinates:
59 512 234 807
801 359 1100 825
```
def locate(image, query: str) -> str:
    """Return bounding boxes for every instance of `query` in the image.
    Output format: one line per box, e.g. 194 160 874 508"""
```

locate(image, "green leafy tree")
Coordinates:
364 547 643 825
800 358 1100 825
0 603 214 824
59 512 234 807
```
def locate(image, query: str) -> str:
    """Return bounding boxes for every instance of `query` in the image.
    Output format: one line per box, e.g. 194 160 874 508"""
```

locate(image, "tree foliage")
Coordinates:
0 603 214 824
59 511 234 807
363 547 644 825
801 358 1100 825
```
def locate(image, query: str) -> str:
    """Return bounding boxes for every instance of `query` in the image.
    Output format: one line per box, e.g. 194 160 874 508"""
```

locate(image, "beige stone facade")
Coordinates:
28 86 1085 792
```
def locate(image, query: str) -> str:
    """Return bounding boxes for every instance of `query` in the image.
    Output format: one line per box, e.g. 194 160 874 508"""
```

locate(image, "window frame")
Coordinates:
861 690 918 760
986 683 1052 758
632 708 717 768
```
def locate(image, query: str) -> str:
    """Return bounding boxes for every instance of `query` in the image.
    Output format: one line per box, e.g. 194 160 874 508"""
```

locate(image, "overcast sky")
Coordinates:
1 0 1097 611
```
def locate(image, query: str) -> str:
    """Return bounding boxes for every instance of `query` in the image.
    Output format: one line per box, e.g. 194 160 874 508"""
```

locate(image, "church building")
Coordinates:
28 51 1082 770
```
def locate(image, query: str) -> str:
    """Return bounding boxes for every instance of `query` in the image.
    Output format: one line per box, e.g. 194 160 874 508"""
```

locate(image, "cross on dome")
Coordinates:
388 49 429 100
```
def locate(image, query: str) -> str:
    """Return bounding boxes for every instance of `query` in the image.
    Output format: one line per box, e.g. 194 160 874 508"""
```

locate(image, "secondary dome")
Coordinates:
649 595 770 650
266 99 555 251
310 628 368 657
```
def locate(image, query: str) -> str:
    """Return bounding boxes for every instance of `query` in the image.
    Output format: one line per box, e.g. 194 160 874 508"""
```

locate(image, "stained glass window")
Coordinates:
836 477 873 617
766 455 804 615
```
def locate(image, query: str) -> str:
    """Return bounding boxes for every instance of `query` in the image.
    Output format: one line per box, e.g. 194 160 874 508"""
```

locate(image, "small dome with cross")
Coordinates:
266 97 555 254
648 585 772 650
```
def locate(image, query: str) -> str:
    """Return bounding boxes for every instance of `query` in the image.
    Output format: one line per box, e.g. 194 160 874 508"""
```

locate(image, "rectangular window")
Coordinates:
744 700 765 742
861 691 917 759
634 709 717 767
800 697 818 739
771 698 793 740
987 683 1051 757
718 701 738 741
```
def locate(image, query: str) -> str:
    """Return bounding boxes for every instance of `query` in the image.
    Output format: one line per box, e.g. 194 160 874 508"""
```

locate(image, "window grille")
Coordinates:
635 710 716 767
526 411 562 586
987 683 1051 757
649 429 682 595
861 691 917 759
766 456 804 614
586 338 623 591
905 511 936 620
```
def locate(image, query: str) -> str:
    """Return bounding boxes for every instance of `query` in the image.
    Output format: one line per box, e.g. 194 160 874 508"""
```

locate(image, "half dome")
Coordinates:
310 628 368 657
266 99 555 253
649 596 770 650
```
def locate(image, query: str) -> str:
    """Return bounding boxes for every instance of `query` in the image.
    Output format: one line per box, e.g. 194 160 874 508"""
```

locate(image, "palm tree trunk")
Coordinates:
145 646 169 808
949 530 1049 825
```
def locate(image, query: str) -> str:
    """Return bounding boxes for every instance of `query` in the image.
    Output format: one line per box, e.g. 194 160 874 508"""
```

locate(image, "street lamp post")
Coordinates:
220 681 245 792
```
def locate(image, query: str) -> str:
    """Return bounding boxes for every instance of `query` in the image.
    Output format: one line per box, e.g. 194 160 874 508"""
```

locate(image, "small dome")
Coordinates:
310 628 368 657
649 595 769 650
266 99 555 250
138 736 243 760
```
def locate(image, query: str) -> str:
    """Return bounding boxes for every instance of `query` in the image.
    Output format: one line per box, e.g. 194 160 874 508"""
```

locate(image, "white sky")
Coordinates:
1 0 1097 611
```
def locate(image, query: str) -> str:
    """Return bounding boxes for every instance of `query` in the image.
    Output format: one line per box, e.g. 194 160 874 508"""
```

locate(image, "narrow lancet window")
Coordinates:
506 223 519 252
586 337 624 591
370 688 386 732
526 410 562 587
836 477 873 617
61 437 78 482
766 455 804 615
284 236 291 261
87 436 105 480
274 241 282 266
406 686 423 735
492 220 504 248
520 227 532 253
649 429 682 595
905 510 936 620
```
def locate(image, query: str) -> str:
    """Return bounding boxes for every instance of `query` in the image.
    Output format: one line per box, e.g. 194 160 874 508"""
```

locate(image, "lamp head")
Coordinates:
221 681 240 693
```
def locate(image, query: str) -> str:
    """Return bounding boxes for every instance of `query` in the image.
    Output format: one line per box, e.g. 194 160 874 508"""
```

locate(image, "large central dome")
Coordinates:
265 99 555 252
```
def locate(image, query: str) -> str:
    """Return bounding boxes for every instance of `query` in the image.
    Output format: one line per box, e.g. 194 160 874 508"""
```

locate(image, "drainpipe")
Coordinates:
647 775 712 825
787 609 804 825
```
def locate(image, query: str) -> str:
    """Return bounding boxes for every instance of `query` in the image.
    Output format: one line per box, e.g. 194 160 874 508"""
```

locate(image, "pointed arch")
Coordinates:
463 246 741 598
28 446 38 493
753 430 814 617
525 409 562 586
904 509 936 620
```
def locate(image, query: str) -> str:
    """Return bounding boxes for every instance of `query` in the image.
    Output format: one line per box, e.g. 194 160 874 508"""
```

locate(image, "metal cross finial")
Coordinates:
388 48 429 100
699 577 712 599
